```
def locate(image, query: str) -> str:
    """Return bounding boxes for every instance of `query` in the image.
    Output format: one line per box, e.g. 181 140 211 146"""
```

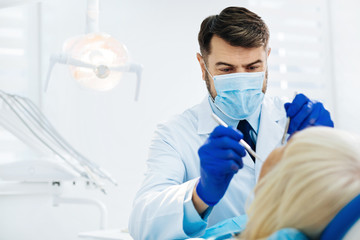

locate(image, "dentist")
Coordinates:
129 6 333 239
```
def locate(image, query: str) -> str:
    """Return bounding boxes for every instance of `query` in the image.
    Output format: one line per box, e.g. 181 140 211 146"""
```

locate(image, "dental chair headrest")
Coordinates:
321 194 360 240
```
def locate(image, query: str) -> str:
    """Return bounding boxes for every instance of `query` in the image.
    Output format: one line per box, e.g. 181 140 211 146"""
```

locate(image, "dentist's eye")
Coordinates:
248 66 259 71
220 68 232 73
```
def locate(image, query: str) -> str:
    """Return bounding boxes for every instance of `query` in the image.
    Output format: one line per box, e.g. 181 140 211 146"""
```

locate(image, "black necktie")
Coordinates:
237 120 256 162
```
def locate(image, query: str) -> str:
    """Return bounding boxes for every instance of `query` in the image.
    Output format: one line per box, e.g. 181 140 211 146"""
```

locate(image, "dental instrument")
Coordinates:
0 90 118 193
281 92 297 145
281 118 290 145
211 113 263 162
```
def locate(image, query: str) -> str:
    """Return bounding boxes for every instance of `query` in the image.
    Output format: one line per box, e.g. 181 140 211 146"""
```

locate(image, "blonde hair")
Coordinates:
241 127 360 239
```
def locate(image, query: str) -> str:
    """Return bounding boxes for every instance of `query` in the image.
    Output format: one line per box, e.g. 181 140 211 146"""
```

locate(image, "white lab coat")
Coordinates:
129 95 287 240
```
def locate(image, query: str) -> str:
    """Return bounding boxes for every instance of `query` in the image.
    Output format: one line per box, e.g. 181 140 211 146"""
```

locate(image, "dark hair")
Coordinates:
198 7 270 58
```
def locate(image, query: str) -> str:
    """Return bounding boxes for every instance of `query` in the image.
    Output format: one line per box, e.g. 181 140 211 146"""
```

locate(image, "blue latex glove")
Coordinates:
284 93 334 135
196 125 246 206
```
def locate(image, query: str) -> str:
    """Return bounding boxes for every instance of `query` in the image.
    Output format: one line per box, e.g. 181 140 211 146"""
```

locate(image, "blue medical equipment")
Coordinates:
321 193 360 240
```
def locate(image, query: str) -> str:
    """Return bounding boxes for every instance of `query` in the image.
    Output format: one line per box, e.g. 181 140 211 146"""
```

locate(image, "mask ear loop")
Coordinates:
202 60 216 102
203 61 214 79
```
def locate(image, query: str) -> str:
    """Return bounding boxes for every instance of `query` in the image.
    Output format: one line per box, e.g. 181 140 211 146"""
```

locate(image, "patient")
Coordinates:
203 127 360 239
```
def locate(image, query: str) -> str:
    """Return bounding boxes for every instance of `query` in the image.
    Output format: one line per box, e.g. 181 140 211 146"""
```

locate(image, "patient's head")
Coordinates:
242 127 360 239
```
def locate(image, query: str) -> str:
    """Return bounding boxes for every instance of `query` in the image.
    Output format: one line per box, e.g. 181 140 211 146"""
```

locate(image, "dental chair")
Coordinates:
320 193 360 240
199 194 360 240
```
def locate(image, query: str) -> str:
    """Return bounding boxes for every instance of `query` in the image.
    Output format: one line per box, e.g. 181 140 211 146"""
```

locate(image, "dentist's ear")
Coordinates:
196 53 206 81
267 47 271 57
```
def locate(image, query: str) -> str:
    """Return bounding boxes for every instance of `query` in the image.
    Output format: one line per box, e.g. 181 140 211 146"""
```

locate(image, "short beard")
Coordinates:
204 72 217 100
262 68 268 93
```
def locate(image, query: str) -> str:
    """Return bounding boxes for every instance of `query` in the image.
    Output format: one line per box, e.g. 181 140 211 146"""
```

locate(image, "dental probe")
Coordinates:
211 113 263 162
281 92 298 145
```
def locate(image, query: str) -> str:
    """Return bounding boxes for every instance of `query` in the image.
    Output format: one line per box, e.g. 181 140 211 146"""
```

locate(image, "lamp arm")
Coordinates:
45 53 143 100
111 63 143 101
86 0 99 33
44 54 97 92
131 64 143 101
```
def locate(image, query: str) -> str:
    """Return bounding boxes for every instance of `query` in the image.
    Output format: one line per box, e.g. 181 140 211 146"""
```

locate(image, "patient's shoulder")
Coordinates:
267 228 309 240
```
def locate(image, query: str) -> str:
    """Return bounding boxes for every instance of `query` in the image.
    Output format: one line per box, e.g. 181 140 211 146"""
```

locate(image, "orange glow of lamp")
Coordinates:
45 0 143 100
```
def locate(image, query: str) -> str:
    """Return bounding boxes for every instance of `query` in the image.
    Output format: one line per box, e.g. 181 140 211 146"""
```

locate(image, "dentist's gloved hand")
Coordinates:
196 125 246 206
284 93 334 135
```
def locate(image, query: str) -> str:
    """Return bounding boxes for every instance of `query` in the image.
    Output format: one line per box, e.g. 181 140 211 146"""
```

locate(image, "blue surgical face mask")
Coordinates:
205 66 265 120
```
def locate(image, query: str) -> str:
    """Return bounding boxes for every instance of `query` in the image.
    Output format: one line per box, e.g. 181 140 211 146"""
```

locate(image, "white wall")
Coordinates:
330 0 360 134
1 0 360 239
0 1 242 240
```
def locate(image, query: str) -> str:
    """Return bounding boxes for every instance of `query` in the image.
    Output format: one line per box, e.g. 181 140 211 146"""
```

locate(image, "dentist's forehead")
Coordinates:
208 36 267 66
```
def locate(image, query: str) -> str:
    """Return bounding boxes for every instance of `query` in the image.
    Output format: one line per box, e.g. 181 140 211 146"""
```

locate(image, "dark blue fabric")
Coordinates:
321 194 360 240
237 120 256 162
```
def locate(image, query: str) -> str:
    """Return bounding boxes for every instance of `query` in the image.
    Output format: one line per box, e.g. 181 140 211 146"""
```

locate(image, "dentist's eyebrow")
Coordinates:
214 59 263 68
243 59 262 67
215 62 236 67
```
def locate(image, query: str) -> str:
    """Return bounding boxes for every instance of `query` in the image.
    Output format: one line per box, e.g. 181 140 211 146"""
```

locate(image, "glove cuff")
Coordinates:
196 179 220 206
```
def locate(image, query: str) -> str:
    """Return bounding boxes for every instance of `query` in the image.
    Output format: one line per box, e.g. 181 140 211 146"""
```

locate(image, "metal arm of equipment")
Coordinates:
45 54 143 101
0 90 118 193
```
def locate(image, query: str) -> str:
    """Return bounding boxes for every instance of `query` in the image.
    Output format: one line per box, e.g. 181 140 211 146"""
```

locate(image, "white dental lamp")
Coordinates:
45 0 143 100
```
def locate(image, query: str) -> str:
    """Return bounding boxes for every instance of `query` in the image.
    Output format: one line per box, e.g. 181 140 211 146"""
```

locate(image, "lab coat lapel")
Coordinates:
197 96 220 135
255 97 286 180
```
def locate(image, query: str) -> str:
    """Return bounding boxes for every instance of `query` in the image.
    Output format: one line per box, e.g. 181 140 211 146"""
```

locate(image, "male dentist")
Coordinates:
129 6 333 240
